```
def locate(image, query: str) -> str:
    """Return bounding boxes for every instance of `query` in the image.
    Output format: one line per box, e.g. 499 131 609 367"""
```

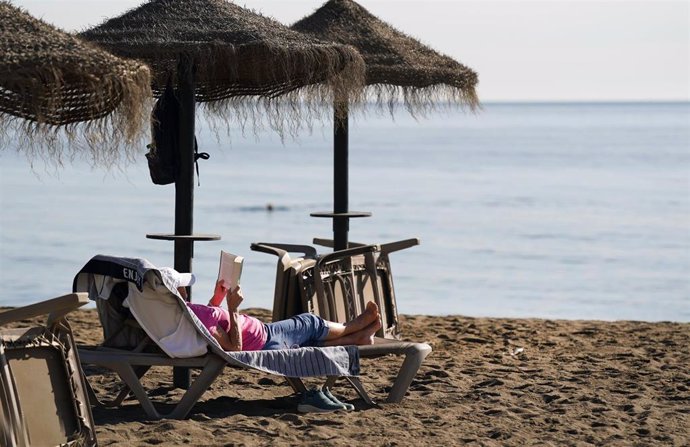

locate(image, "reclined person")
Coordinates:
163 268 381 352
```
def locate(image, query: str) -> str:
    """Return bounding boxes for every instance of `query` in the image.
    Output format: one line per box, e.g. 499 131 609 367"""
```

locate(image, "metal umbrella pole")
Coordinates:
312 95 370 251
147 58 220 389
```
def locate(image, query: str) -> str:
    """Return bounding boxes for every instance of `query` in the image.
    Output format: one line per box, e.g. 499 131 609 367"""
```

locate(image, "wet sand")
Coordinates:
3 308 689 446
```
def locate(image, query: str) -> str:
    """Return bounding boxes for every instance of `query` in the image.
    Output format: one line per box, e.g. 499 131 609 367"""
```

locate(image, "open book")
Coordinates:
217 250 244 291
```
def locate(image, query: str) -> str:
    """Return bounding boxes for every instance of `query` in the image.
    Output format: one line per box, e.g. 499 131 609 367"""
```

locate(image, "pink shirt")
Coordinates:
187 303 267 351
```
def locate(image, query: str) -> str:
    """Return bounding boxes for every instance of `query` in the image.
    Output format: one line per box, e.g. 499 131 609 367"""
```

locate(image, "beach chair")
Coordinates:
312 237 420 339
72 255 362 420
0 293 97 447
250 239 431 403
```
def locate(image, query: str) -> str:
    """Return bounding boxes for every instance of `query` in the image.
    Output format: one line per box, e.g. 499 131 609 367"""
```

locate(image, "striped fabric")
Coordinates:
227 346 359 378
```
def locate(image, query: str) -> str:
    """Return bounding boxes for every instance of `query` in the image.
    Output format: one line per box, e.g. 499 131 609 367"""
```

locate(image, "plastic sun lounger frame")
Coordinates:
78 330 326 420
73 257 364 420
250 238 431 403
0 293 97 447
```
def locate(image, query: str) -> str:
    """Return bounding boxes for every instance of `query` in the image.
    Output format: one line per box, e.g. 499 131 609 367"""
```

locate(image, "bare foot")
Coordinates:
355 319 382 345
365 301 379 318
343 302 379 333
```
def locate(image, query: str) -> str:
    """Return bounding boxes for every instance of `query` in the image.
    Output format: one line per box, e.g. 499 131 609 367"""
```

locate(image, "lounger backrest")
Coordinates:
250 243 318 322
312 247 378 327
0 294 97 447
252 239 418 339
361 250 401 339
311 238 419 339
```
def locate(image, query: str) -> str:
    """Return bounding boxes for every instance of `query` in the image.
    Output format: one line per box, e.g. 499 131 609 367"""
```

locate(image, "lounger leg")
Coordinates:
324 376 338 389
324 375 377 407
385 344 432 403
284 377 307 393
102 357 226 420
106 362 163 419
344 377 377 407
167 356 226 420
83 364 152 409
109 365 151 407
83 375 102 407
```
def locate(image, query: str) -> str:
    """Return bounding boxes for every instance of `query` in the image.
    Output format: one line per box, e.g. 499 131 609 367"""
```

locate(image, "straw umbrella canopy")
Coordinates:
79 0 365 127
0 1 152 166
76 0 367 274
292 0 478 111
292 0 479 250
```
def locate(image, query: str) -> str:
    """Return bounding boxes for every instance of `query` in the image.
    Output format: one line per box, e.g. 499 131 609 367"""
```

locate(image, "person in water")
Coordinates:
163 268 381 352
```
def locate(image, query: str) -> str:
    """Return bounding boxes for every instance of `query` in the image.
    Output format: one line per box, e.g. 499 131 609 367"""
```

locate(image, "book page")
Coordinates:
217 250 244 291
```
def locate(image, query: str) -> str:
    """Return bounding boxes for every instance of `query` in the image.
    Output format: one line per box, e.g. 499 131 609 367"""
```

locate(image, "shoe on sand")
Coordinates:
322 387 355 411
297 389 345 413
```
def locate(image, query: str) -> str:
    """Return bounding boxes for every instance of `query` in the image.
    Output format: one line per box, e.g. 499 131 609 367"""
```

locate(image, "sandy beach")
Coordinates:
3 308 689 446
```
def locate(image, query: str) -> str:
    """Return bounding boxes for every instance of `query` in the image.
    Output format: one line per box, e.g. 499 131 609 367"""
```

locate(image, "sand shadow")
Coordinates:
92 394 302 424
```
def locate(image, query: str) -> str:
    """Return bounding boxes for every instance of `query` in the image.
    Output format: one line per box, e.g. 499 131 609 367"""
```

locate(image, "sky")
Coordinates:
12 0 690 102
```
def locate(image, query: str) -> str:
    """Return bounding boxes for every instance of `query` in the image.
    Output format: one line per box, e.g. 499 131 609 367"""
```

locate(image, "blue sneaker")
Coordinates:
322 387 355 411
297 389 345 413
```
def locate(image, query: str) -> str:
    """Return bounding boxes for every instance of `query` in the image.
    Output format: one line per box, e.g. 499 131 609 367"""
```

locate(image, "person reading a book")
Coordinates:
171 272 381 352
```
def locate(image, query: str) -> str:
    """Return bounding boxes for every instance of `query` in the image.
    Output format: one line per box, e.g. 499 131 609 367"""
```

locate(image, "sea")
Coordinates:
1 102 688 321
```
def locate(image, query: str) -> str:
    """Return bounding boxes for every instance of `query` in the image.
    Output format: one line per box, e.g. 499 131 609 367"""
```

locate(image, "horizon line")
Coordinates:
475 99 690 105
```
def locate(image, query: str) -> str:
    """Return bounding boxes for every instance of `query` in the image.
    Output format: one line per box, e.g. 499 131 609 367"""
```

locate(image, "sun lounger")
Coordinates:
0 293 97 447
73 255 362 420
250 240 431 403
313 237 420 339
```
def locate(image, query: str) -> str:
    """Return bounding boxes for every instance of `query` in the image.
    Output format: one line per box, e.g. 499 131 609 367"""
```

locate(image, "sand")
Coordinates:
3 308 689 446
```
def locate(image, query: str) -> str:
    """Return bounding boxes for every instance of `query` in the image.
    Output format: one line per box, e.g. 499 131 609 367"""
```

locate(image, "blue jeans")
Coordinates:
262 313 329 350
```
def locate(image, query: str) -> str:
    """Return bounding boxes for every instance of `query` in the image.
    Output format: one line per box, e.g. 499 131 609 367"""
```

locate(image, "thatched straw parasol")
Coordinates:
0 1 152 166
292 0 478 112
79 0 365 126
292 0 479 250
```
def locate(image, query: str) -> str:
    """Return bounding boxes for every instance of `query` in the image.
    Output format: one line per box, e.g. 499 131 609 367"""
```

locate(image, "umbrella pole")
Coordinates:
173 58 196 390
333 101 349 251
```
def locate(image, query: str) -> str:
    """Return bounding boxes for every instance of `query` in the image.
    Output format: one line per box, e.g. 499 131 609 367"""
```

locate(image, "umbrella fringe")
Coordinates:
0 65 153 169
0 2 153 168
348 84 480 119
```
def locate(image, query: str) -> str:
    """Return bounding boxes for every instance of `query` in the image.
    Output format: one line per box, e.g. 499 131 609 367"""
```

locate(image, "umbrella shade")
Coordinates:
292 0 480 250
292 0 479 110
0 1 152 164
80 0 365 109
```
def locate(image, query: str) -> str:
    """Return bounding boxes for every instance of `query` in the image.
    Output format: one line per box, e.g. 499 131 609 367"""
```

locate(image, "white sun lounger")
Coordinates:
73 255 361 419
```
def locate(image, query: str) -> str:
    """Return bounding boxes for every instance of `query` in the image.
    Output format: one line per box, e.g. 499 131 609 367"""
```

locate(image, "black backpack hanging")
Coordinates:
145 83 210 186
146 83 180 185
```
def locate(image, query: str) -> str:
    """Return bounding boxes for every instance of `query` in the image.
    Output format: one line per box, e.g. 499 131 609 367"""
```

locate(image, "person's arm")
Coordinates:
209 287 244 351
227 311 242 350
210 314 242 351
208 280 228 307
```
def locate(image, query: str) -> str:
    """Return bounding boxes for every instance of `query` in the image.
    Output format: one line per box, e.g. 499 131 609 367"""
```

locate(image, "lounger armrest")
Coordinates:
380 238 421 255
312 238 366 249
357 337 431 358
250 242 317 259
0 292 89 327
313 238 420 254
315 244 379 268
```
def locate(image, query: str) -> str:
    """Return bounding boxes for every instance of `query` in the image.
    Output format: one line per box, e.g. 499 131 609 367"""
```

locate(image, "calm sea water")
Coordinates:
1 103 688 321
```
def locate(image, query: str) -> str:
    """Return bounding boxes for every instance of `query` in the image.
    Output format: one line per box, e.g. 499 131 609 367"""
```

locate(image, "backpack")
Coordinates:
145 83 210 186
145 83 179 185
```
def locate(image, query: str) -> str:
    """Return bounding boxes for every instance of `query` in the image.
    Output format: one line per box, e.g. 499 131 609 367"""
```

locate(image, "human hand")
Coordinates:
226 286 243 312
